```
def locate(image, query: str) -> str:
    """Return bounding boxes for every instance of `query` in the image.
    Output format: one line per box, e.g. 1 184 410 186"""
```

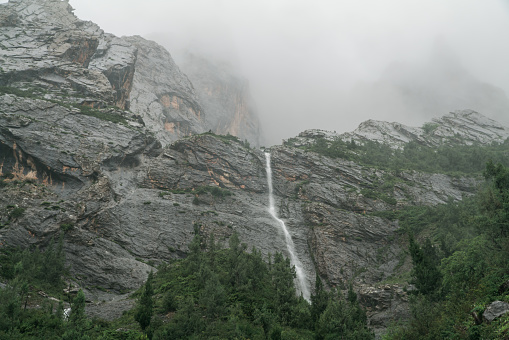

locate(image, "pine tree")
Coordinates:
409 236 442 297
311 274 329 326
135 271 154 331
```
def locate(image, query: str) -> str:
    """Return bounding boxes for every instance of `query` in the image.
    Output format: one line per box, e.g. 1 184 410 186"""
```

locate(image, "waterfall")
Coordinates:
265 152 310 301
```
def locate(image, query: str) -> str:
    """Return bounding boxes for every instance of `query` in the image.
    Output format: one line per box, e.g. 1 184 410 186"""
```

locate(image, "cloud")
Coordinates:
41 1 509 144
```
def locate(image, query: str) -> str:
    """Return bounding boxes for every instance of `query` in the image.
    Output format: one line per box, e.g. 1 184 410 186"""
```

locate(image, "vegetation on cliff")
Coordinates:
303 136 509 175
0 229 373 339
382 161 509 339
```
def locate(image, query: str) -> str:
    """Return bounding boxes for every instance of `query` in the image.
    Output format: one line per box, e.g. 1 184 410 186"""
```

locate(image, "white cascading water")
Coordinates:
265 152 310 301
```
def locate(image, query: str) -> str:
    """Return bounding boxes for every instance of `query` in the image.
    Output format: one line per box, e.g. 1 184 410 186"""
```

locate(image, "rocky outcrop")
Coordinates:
483 301 509 323
179 53 261 147
0 0 135 109
359 284 414 338
0 0 263 146
0 86 501 331
291 110 509 149
127 38 206 145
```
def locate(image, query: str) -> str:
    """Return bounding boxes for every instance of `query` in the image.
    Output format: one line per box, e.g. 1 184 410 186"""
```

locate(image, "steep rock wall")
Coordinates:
179 53 261 147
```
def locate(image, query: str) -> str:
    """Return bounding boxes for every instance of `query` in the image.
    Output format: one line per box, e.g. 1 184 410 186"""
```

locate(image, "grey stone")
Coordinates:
483 301 509 323
178 52 261 147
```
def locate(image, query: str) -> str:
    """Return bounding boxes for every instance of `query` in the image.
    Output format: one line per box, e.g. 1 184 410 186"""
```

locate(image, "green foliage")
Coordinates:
77 105 127 125
201 131 251 148
194 185 233 198
134 271 154 331
60 223 73 232
0 236 67 294
0 229 372 339
315 289 374 340
149 231 371 338
409 236 442 298
384 162 509 339
478 160 509 239
422 122 439 134
0 86 128 125
8 207 25 220
306 136 509 176
160 185 232 199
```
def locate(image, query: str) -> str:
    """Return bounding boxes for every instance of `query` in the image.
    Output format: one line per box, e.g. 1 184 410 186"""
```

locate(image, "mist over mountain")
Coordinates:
1 1 509 339
63 0 509 146
348 40 509 128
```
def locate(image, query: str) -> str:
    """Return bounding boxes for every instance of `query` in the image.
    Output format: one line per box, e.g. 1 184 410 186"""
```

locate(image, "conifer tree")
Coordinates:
135 271 154 331
409 236 442 298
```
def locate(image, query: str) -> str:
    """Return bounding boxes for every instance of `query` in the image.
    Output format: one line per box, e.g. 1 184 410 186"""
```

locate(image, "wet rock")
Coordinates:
483 301 509 323
291 110 509 149
127 36 206 145
179 53 261 147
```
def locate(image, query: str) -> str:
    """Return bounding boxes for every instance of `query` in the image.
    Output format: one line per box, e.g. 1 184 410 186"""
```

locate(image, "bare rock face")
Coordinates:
1 0 262 147
483 301 509 323
127 37 206 145
293 110 509 149
358 284 414 338
178 53 261 147
0 0 137 110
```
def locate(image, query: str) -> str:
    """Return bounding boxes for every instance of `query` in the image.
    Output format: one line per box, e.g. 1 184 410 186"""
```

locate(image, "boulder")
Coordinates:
483 301 509 323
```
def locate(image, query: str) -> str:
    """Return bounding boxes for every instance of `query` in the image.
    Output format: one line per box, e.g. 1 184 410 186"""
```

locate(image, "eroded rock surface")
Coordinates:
292 110 509 148
483 301 509 323
127 37 206 145
179 53 261 147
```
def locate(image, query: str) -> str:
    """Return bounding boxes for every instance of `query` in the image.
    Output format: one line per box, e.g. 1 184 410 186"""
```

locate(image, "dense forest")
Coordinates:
0 227 373 339
1 139 509 339
381 160 509 339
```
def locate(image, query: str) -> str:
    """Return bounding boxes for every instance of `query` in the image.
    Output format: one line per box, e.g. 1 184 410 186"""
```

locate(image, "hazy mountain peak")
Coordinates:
290 110 509 148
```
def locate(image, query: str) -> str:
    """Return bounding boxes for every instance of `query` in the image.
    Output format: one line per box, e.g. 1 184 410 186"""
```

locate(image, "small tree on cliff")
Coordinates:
135 271 154 331
409 236 442 298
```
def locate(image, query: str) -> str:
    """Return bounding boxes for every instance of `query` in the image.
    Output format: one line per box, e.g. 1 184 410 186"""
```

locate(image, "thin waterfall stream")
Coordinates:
265 152 310 301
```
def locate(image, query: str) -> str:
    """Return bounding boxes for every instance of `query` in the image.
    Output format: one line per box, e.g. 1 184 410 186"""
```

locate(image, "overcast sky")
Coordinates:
7 0 509 145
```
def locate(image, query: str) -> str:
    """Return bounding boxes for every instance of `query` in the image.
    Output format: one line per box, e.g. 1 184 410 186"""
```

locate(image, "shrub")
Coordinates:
8 207 25 220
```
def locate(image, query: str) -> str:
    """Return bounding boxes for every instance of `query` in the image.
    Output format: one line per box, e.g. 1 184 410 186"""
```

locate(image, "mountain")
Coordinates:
349 40 509 128
0 0 261 146
1 0 509 337
292 109 509 149
178 52 262 147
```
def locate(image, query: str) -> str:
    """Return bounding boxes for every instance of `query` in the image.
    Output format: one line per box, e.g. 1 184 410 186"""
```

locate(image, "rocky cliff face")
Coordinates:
1 0 507 337
292 109 509 149
0 0 261 145
126 38 206 145
178 53 261 147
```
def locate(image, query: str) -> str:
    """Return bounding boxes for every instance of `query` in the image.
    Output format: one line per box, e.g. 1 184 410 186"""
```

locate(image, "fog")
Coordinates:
23 1 509 145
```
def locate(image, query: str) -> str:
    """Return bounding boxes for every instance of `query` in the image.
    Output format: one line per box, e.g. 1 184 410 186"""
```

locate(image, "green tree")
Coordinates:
135 271 154 331
409 236 442 298
271 253 297 325
479 160 509 239
310 274 329 327
63 289 91 340
316 289 373 340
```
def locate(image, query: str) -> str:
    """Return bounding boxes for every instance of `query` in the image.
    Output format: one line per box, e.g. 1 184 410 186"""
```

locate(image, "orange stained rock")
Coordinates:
164 122 175 132
170 96 181 110
63 166 78 172
160 94 172 108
